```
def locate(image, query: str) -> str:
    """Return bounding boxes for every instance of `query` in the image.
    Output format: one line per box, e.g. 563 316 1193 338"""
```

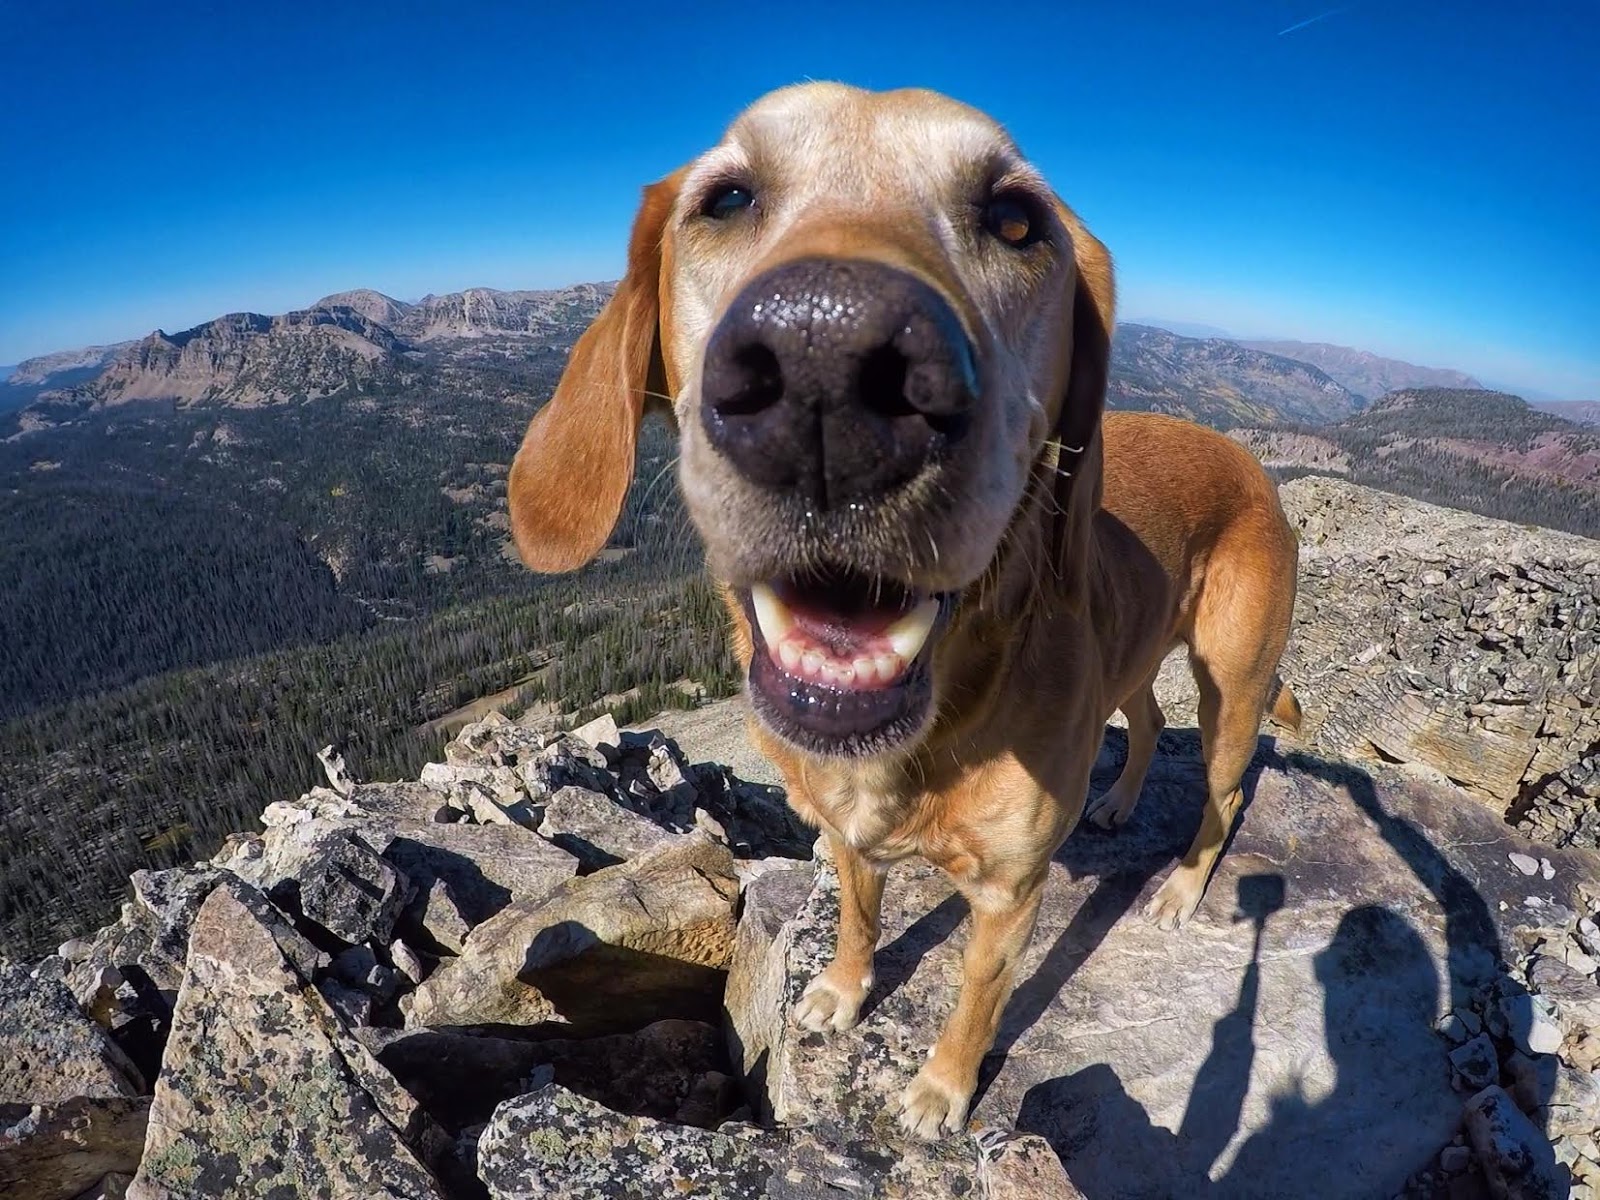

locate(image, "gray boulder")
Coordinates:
1465 1084 1570 1199
126 886 446 1199
379 821 578 953
475 1082 1073 1199
0 962 144 1103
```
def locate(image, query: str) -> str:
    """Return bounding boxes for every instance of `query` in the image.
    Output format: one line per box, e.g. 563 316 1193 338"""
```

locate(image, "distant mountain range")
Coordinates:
1231 388 1600 535
3 289 1587 440
4 288 1381 434
1235 338 1483 401
1109 323 1362 426
3 285 616 433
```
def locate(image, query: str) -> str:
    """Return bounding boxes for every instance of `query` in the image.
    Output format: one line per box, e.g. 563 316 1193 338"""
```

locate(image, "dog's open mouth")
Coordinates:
740 568 948 756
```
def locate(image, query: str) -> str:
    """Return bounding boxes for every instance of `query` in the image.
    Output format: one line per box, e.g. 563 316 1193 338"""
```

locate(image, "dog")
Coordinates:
505 83 1302 1140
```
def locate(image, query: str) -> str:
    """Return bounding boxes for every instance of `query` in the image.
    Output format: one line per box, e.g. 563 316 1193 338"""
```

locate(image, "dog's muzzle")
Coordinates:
699 257 976 756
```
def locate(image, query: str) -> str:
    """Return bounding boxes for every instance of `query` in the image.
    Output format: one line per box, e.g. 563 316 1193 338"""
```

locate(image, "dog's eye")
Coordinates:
703 184 756 220
982 194 1041 247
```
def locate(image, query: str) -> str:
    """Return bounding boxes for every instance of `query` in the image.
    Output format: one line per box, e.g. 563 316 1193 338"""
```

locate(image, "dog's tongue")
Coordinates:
774 578 911 656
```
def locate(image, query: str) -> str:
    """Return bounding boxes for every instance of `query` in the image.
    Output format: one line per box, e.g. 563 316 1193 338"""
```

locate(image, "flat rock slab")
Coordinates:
127 886 445 1200
0 1096 148 1200
409 835 739 1034
731 738 1600 1200
476 1082 1073 1199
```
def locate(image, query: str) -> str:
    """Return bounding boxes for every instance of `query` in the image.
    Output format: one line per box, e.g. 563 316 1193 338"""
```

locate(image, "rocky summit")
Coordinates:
3 485 1600 1199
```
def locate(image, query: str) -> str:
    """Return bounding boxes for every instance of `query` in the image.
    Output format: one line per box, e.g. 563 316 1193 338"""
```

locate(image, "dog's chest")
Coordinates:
810 769 970 873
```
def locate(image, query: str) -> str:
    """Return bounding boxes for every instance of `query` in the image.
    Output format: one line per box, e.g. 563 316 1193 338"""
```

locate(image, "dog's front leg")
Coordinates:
897 873 1046 1139
795 833 885 1032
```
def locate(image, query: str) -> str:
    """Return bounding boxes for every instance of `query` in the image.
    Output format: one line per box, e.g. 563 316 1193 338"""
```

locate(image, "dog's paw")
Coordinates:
793 968 872 1033
1085 786 1136 830
1144 870 1204 931
897 1062 972 1141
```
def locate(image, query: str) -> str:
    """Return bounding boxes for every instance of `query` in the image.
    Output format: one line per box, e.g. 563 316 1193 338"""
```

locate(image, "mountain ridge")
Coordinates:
1237 337 1484 400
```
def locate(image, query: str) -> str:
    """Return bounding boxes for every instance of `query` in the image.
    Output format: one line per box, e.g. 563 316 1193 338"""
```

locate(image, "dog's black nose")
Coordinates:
699 258 978 508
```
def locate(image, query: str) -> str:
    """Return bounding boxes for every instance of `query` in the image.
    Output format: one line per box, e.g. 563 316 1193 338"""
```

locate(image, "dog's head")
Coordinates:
509 83 1114 760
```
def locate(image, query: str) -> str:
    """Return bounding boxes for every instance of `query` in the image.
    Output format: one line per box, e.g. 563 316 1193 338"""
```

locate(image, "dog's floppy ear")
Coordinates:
507 171 682 573
1049 200 1115 612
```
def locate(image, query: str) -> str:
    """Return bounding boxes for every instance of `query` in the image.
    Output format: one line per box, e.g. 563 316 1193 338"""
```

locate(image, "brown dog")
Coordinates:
506 83 1301 1140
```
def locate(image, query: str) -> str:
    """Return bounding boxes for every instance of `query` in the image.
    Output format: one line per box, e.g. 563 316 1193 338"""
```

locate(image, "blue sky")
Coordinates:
1 2 1596 398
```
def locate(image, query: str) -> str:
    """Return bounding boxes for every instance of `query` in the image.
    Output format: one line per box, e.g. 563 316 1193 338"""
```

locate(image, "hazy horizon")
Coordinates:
2 2 1596 399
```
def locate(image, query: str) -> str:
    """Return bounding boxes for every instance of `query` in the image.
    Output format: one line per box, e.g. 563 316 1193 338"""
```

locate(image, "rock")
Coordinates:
569 712 621 754
0 962 144 1103
1465 1085 1570 1199
225 818 413 947
1528 954 1600 1042
1441 1144 1473 1173
72 1172 135 1200
408 835 739 1035
343 781 456 824
725 744 1600 1199
419 762 540 826
0 1097 148 1200
317 745 355 796
127 886 447 1199
1437 1012 1468 1043
537 785 683 871
390 940 429 986
370 1018 731 1134
284 828 411 945
379 822 578 953
1546 1063 1600 1138
475 1083 1073 1200
1451 1034 1501 1092
723 863 816 1122
1510 853 1541 877
1541 858 1556 881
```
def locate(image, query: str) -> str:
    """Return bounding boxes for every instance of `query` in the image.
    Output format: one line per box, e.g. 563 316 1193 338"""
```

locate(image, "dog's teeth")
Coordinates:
852 656 878 683
875 653 903 683
801 648 825 678
750 583 794 648
886 598 940 661
778 641 801 673
834 660 857 686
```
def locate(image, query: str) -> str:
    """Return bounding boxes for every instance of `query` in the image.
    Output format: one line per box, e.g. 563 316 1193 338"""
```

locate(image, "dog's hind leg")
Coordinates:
1145 526 1295 931
1085 665 1166 830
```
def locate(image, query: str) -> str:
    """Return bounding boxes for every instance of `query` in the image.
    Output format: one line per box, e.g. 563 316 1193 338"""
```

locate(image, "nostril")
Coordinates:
856 344 916 420
712 342 785 416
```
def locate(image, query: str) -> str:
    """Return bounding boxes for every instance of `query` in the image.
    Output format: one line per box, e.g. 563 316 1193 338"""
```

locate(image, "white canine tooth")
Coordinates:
778 641 802 673
886 598 940 661
750 584 794 648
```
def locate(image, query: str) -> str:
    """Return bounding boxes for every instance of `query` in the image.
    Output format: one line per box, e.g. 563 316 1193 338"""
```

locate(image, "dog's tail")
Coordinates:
1267 674 1303 733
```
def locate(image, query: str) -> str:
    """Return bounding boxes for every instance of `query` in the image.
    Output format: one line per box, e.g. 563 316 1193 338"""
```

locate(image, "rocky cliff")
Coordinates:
313 285 617 344
4 482 1600 1199
87 307 406 408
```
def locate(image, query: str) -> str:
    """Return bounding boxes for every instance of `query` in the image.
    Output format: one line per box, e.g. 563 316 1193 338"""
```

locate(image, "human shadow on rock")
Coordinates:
1007 745 1562 1198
